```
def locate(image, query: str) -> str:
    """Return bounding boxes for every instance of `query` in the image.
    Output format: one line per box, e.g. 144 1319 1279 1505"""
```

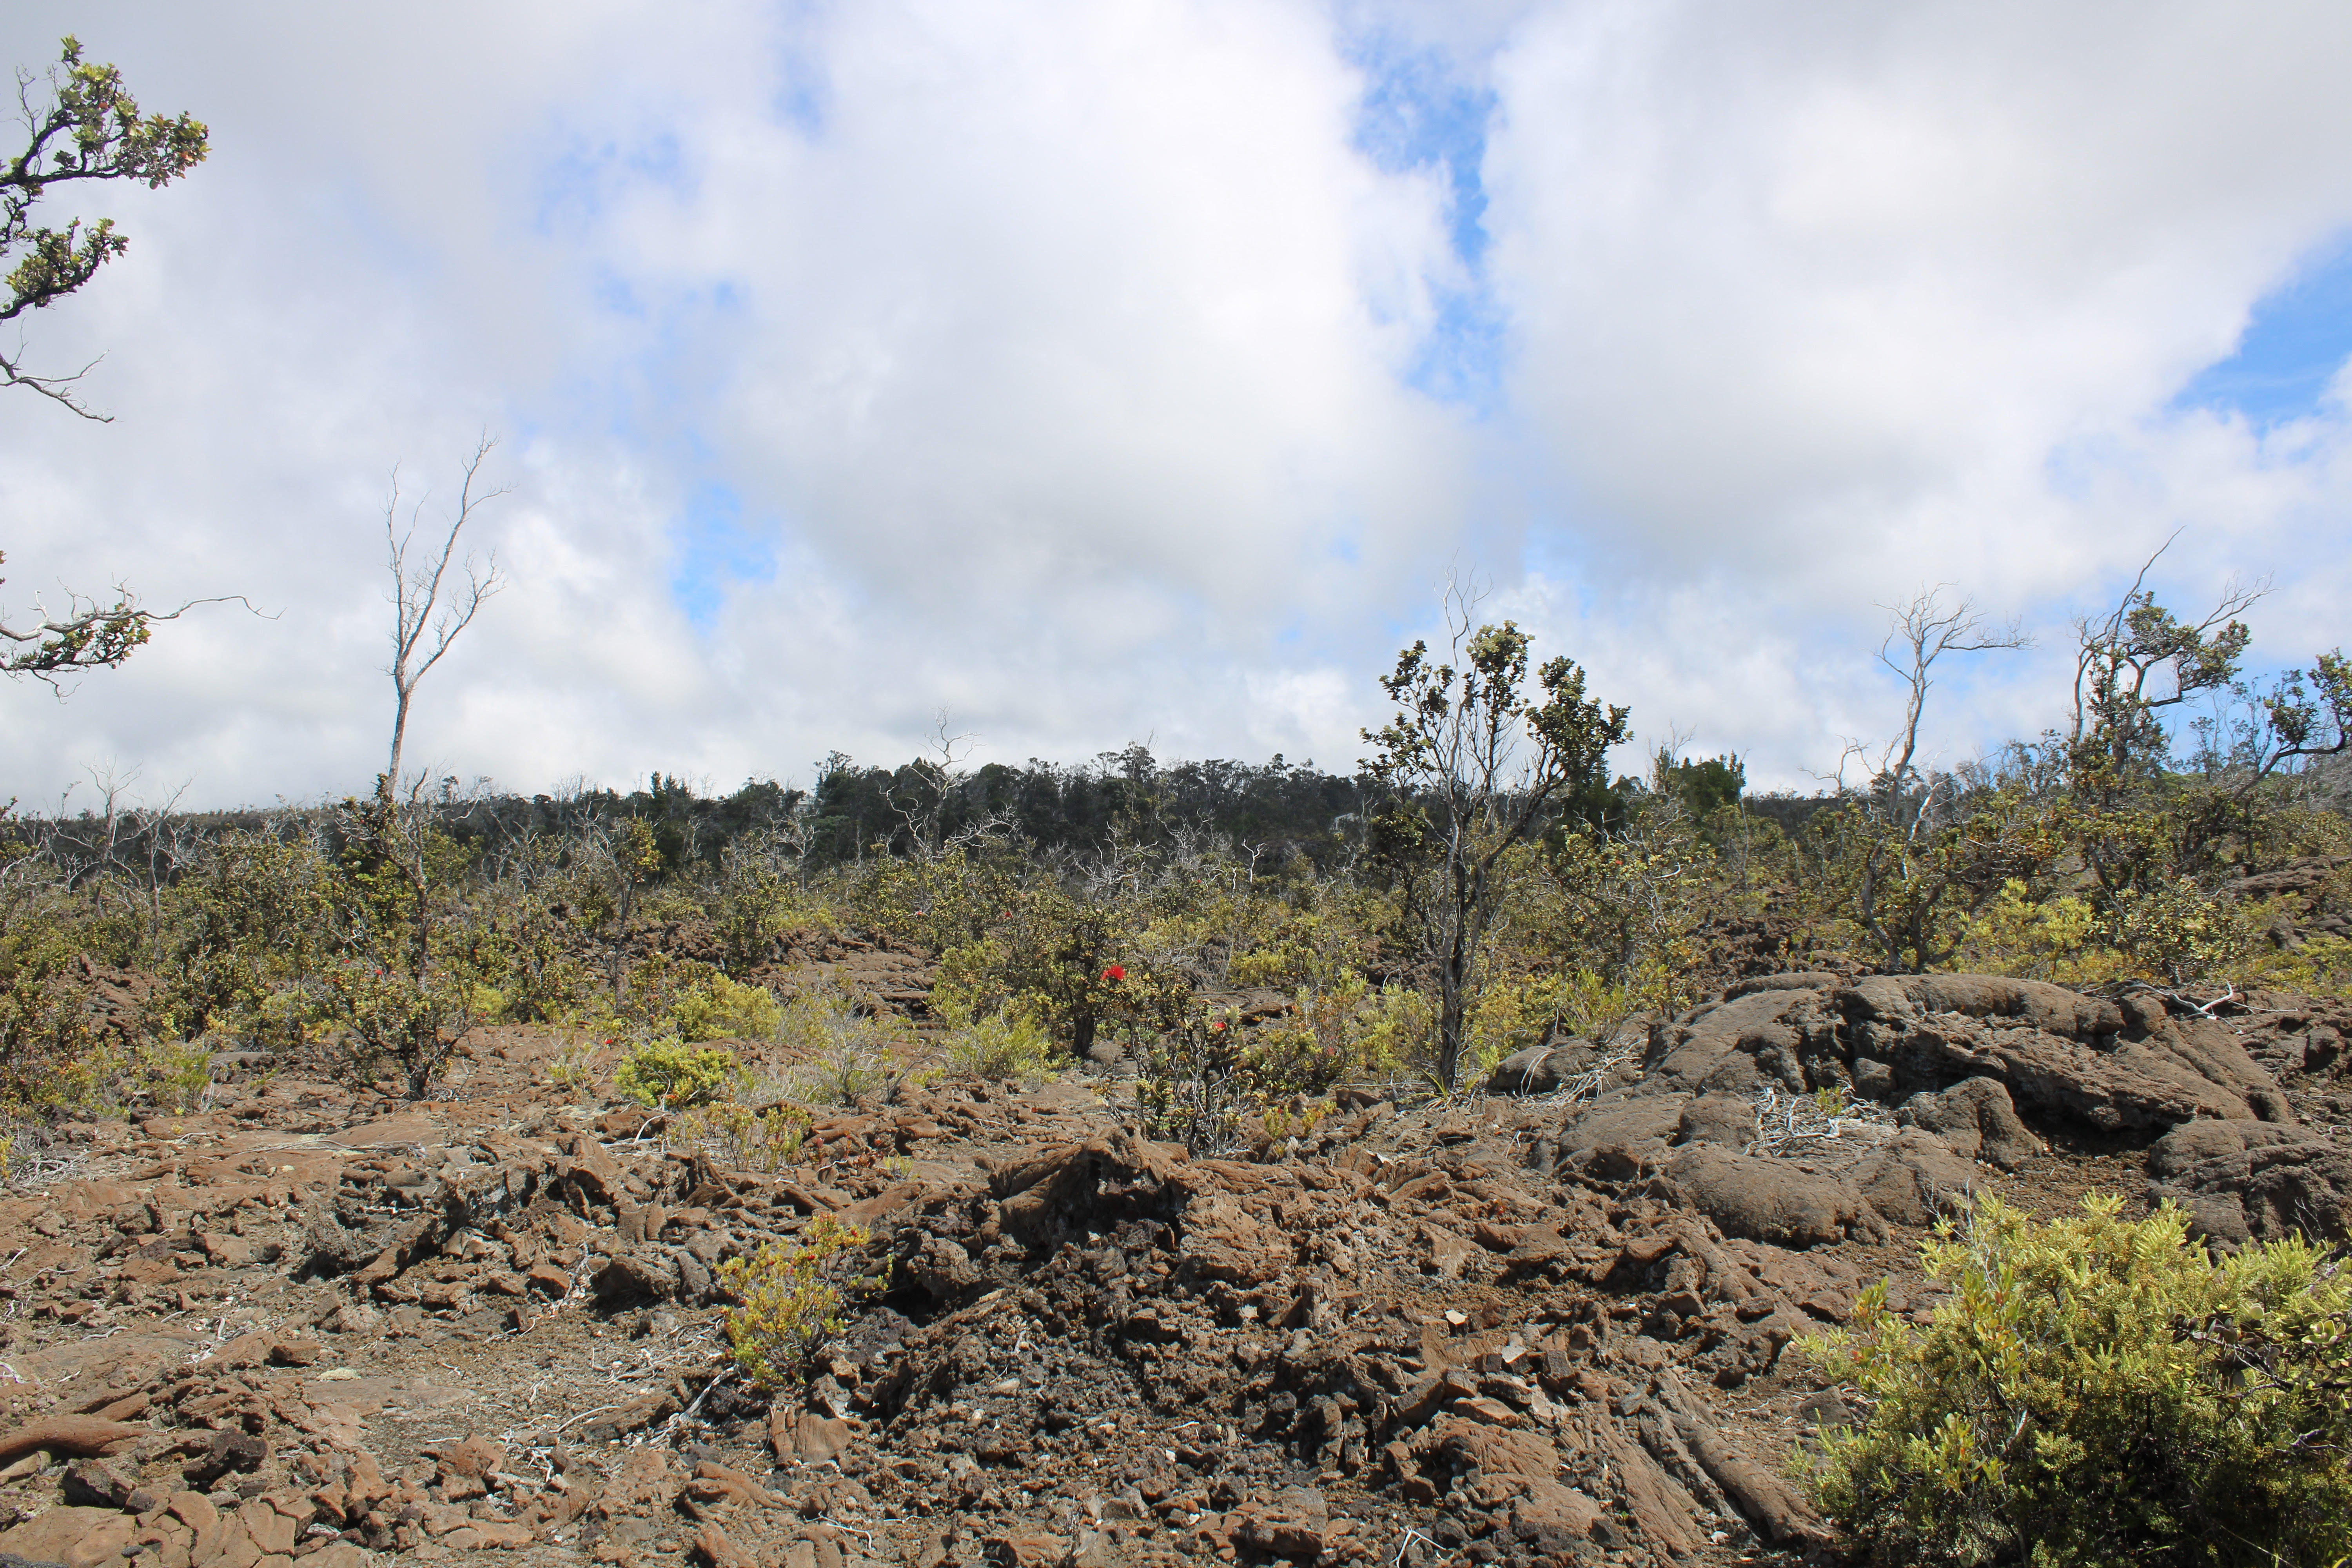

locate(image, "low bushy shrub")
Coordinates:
544 1039 598 1099
669 972 782 1042
131 1038 216 1113
310 958 477 1102
773 988 906 1105
718 1216 873 1387
613 1040 747 1110
939 1004 1056 1082
1239 975 1429 1098
0 922 104 1106
1805 1192 2352 1568
671 1099 811 1173
1136 1020 1249 1156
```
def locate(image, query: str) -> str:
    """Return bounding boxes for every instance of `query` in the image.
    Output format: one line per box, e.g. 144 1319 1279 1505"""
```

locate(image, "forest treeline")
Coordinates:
18 745 1765 886
3 568 2350 1125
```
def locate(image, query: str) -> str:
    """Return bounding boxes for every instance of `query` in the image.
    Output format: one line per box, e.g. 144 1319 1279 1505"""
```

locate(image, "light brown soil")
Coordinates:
0 977 2339 1568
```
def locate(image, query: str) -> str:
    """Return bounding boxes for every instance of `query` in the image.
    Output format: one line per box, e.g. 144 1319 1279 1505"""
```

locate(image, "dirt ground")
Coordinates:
0 969 2342 1568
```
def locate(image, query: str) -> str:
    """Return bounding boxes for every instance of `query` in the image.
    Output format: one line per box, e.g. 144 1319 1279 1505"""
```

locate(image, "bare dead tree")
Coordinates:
1873 586 2033 799
381 435 508 803
1825 586 2033 972
889 710 975 860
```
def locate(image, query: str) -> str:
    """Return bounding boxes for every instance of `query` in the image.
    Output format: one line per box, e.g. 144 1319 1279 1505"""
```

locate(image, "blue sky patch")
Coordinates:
2173 236 2352 427
1350 42 1494 268
533 127 690 238
774 38 830 138
670 483 777 630
1344 29 1504 409
1407 286 1507 410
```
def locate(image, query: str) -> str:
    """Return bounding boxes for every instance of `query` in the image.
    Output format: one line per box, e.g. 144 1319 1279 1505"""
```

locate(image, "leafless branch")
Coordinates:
383 434 508 800
1874 584 2032 791
0 340 109 420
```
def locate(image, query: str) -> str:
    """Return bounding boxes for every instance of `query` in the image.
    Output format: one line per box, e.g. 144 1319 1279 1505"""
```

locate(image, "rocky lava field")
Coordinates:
0 959 2345 1568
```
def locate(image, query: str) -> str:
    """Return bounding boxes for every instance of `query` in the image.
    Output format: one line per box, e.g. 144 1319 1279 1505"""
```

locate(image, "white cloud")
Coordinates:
2 1 2350 809
1480 0 2352 780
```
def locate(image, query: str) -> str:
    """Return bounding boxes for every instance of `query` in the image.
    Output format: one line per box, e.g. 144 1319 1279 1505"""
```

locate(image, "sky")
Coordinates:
3 1 2350 811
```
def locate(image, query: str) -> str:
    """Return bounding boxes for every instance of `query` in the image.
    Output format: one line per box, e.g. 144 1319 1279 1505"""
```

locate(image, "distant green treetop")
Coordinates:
3 34 209 416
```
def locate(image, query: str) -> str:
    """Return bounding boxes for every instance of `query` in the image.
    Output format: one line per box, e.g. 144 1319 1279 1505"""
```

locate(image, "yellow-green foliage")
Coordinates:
2243 931 2352 999
613 1040 747 1109
718 1216 872 1387
1238 973 1427 1098
1465 966 1654 1082
1256 1097 1331 1147
939 1004 1057 1082
670 972 782 1042
310 957 478 1101
2105 877 2259 987
714 835 835 970
544 1039 598 1098
1220 897 1389 992
1957 876 2352 998
608 950 714 1034
773 988 908 1104
672 1099 811 1172
156 831 338 1049
131 1038 214 1114
0 919 105 1106
1951 880 2117 986
1806 1192 2352 1568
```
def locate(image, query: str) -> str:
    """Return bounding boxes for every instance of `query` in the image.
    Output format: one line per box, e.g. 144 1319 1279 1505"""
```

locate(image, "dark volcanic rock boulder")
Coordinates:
1644 978 1846 1098
1847 1129 1981 1225
1842 975 2292 1129
1547 972 2309 1253
1486 1045 1568 1095
1487 1036 1623 1096
989 1131 1190 1254
1673 1093 1757 1150
1557 1091 1687 1160
591 1246 681 1305
1637 970 2291 1131
1660 1145 1886 1248
1844 974 2122 1038
2145 1120 2352 1247
1897 1078 2041 1170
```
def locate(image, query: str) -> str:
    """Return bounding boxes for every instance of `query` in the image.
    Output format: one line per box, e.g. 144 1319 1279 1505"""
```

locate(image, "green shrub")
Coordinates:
1805 1192 2352 1568
131 1038 216 1114
671 1099 811 1173
1239 975 1428 1098
1136 1019 1249 1156
939 1004 1056 1082
714 835 833 970
2105 876 2259 988
156 831 337 1049
670 972 782 1042
544 1039 598 1099
309 957 478 1101
610 950 716 1033
613 1040 746 1110
773 988 906 1105
718 1216 872 1387
0 920 106 1107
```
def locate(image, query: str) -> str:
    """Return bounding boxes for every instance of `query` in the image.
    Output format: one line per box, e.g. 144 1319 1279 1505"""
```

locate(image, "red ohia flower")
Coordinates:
1101 964 1126 982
